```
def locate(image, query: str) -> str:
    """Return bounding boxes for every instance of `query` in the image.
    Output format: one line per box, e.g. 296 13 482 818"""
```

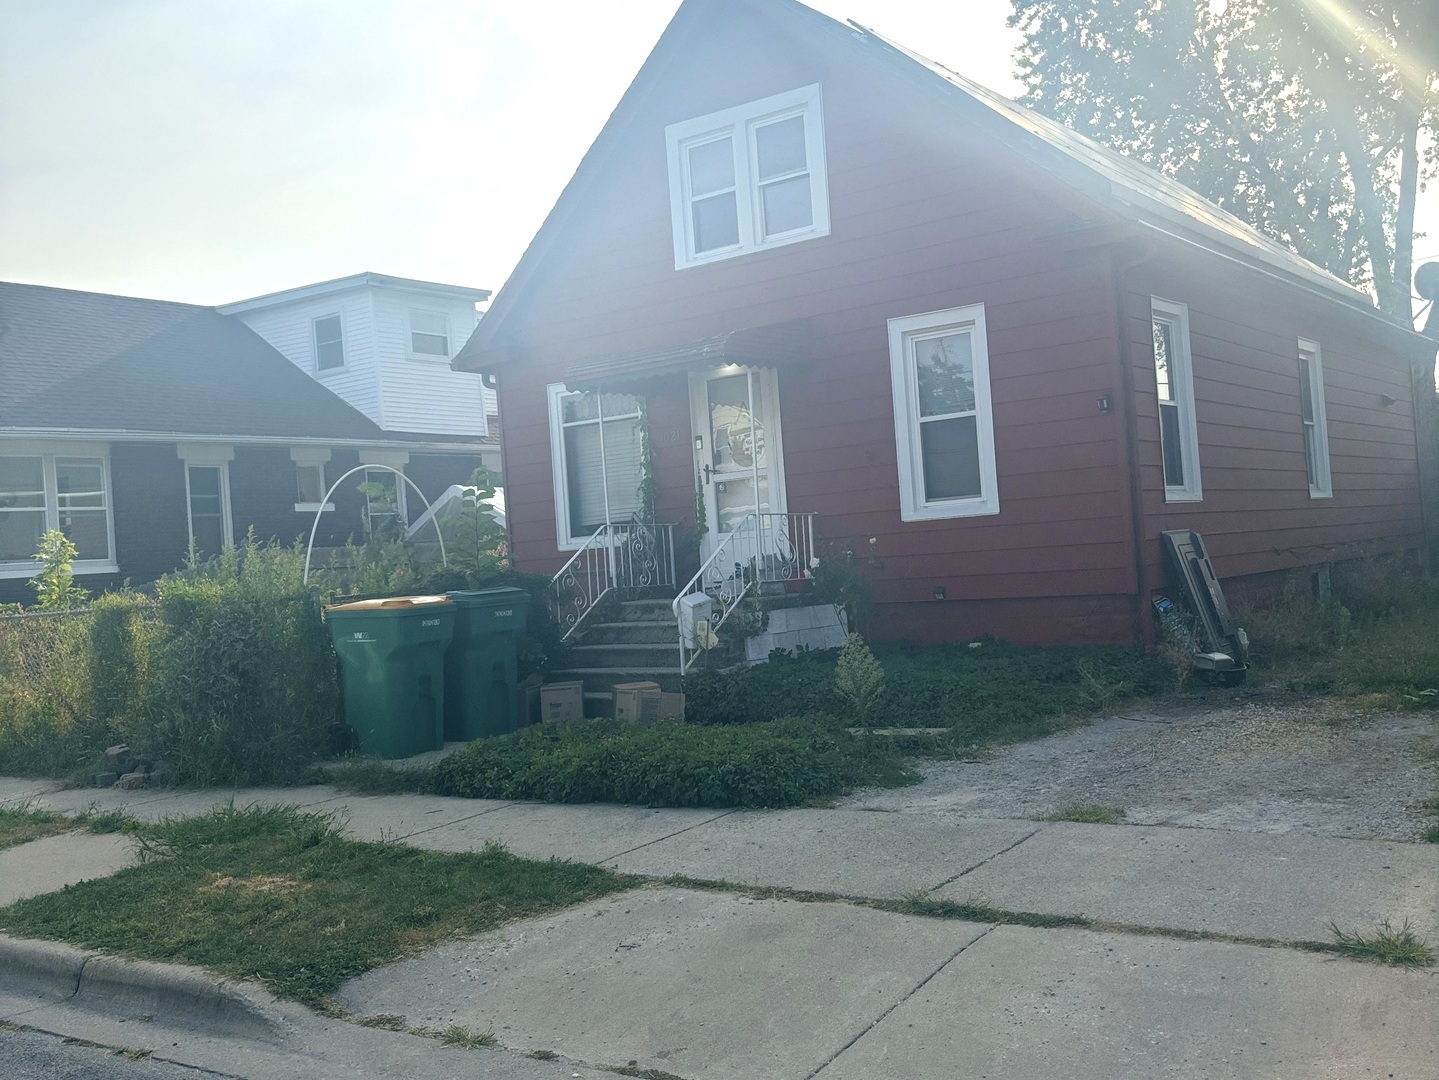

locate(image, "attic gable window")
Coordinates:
409 310 450 358
666 84 830 269
313 314 345 372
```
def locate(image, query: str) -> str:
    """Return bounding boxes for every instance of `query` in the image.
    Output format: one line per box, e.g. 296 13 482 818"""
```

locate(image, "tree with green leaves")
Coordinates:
1009 0 1438 319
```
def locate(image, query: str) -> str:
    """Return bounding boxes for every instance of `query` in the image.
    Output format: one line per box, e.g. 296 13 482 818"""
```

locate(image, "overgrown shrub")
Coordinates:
684 639 1163 743
834 633 886 727
0 537 341 784
429 714 915 808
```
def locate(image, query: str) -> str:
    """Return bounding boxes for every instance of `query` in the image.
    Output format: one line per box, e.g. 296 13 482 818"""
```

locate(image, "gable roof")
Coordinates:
455 0 1399 370
0 281 388 441
218 272 490 315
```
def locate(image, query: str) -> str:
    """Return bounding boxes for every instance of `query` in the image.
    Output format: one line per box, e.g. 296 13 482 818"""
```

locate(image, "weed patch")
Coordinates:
0 806 70 851
0 805 633 1007
428 714 916 808
1329 920 1436 967
1040 804 1127 825
682 640 1164 744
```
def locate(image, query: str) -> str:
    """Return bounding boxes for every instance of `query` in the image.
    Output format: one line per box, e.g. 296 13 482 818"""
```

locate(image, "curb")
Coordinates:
0 934 286 1042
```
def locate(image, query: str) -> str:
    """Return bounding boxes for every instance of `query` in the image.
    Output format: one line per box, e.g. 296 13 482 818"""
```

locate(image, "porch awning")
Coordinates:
564 318 812 390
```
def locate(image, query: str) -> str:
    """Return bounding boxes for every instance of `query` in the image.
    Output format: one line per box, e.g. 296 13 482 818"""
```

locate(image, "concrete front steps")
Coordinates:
552 599 685 716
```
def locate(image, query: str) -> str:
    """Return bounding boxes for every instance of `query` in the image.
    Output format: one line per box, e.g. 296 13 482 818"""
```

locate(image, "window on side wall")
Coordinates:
314 314 345 372
888 304 1000 521
1297 338 1332 498
363 468 407 538
185 464 232 559
0 453 116 575
547 386 644 548
409 311 449 358
665 84 830 269
1151 297 1202 502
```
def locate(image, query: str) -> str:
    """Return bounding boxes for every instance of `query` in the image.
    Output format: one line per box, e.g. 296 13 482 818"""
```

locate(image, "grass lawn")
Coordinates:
0 806 71 851
0 805 634 1007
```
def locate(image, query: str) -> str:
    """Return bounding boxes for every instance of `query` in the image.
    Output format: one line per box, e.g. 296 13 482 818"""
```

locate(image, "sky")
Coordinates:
0 0 1435 320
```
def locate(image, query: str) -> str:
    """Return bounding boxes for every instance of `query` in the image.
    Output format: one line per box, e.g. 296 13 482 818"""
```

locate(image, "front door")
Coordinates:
690 366 788 567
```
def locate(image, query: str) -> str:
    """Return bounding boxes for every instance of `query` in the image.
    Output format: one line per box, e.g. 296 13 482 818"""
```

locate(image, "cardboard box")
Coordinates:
516 673 544 728
613 681 661 724
658 692 685 720
540 680 585 724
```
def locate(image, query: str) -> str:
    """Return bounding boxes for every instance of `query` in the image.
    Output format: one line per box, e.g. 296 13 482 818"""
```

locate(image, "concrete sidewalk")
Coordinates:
2 775 1436 1078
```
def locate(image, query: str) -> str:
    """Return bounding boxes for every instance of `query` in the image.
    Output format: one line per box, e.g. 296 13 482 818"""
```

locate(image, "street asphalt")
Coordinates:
0 774 1435 1078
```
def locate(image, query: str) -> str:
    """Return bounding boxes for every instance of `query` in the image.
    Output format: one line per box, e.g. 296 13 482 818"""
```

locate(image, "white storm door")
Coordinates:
689 366 788 568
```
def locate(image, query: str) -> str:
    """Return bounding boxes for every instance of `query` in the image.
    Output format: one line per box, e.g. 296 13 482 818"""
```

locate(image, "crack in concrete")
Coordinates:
925 827 1040 892
380 802 518 843
599 808 743 864
805 923 1000 1079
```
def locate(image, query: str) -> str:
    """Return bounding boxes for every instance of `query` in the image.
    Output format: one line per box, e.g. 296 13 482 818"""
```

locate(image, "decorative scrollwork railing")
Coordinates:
672 512 817 673
552 521 676 640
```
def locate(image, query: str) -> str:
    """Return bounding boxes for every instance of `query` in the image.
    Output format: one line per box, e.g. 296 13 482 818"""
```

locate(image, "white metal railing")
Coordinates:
672 512 817 673
552 521 676 640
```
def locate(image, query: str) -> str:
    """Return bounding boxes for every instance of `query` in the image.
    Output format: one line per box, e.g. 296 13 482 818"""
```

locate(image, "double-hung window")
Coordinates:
0 452 115 576
665 84 830 269
1297 338 1332 498
313 314 345 372
547 386 644 547
185 465 232 559
363 468 407 537
409 311 450 358
1151 297 1202 502
888 304 1000 521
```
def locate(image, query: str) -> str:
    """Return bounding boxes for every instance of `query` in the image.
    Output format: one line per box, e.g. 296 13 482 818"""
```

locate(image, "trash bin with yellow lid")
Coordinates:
324 595 455 759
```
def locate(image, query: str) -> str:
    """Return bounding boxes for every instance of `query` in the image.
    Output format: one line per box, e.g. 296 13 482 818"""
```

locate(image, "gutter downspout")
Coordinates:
1112 243 1159 648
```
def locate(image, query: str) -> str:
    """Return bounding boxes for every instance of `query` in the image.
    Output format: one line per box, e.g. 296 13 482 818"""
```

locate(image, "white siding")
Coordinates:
371 288 489 436
234 294 383 425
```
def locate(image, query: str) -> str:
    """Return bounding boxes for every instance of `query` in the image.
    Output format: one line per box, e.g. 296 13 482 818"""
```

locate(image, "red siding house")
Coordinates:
453 0 1434 660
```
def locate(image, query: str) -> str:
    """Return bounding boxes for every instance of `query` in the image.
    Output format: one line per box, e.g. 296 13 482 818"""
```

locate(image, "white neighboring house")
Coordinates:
218 273 498 440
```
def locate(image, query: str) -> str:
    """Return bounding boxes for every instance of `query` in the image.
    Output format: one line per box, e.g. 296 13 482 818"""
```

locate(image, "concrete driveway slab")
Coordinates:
0 777 61 806
0 831 140 905
328 794 512 842
406 802 733 863
817 923 1439 1080
945 822 1439 942
610 808 1037 896
337 887 991 1080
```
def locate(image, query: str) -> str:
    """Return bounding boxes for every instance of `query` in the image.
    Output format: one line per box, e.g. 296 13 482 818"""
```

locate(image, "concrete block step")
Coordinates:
580 621 680 645
570 643 680 668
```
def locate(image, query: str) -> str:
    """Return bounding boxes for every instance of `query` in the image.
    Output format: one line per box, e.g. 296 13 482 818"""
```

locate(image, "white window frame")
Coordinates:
1298 337 1333 499
313 312 346 373
665 84 830 270
407 309 451 360
362 467 408 534
888 303 1000 522
290 447 334 513
183 462 234 557
1151 297 1203 503
0 448 118 578
546 383 644 550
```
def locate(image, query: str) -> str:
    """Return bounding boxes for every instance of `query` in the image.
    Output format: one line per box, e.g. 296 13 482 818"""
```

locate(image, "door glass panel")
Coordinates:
915 333 975 416
708 374 768 471
919 415 980 501
755 116 807 179
760 175 812 236
714 474 770 534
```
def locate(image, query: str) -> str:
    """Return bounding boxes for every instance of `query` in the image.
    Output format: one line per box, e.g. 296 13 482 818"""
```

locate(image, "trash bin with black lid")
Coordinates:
444 588 530 741
325 595 455 759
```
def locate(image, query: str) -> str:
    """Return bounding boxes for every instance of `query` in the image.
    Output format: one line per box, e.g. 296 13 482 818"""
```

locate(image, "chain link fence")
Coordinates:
0 608 95 684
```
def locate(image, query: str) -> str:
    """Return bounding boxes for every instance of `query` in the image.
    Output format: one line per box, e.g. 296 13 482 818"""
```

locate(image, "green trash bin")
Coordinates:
444 588 530 741
325 595 455 759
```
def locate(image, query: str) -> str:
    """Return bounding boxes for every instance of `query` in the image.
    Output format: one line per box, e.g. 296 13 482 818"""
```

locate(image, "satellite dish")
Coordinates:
1417 261 1439 301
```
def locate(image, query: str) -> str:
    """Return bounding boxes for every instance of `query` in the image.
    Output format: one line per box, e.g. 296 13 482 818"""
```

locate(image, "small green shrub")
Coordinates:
31 530 89 611
835 633 886 726
429 714 915 808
